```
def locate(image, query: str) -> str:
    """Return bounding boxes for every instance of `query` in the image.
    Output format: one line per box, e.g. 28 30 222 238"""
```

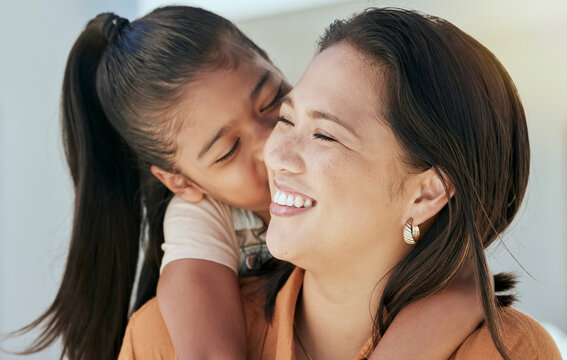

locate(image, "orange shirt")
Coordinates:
119 268 561 359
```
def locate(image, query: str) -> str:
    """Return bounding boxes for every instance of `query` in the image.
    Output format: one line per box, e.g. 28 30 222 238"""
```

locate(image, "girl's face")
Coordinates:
264 44 413 273
172 54 290 213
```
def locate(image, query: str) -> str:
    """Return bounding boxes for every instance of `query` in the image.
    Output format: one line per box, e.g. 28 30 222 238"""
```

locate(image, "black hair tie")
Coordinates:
102 14 130 43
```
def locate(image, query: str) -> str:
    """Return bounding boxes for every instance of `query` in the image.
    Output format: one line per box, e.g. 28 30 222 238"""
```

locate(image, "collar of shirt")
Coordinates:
256 268 375 359
230 206 265 231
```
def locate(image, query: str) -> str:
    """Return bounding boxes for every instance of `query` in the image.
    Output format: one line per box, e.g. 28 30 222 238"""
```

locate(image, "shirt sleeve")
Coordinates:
160 195 239 274
451 307 562 359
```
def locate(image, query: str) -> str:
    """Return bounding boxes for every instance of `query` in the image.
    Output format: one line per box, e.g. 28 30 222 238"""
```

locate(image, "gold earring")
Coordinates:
403 218 420 245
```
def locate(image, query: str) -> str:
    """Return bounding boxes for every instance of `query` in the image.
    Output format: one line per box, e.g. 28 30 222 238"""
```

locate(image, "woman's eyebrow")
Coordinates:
282 95 293 106
282 95 359 138
308 110 359 138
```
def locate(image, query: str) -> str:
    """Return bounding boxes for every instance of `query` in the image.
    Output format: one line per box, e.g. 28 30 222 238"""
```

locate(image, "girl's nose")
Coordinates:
251 121 272 163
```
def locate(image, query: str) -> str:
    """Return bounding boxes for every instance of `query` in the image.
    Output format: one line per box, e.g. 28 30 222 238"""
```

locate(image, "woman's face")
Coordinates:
264 44 413 272
172 53 290 213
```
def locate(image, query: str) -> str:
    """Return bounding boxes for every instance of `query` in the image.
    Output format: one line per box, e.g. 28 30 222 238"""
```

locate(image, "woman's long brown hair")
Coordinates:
262 8 529 360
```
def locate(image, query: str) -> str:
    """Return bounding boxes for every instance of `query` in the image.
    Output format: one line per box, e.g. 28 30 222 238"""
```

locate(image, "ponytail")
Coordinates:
9 6 273 359
13 14 145 359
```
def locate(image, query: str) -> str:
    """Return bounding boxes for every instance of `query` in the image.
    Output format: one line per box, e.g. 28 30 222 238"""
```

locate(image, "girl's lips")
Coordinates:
270 202 315 217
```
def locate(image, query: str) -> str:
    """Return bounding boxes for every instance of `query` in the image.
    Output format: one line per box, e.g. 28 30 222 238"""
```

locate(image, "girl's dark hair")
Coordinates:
263 8 529 360
12 6 268 360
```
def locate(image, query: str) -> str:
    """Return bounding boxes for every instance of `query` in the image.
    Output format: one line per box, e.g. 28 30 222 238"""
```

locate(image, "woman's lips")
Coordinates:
272 189 315 208
270 202 314 216
270 188 317 216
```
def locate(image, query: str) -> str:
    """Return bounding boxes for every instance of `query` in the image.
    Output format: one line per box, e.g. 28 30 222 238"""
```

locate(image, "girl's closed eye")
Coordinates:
260 82 286 113
215 138 240 164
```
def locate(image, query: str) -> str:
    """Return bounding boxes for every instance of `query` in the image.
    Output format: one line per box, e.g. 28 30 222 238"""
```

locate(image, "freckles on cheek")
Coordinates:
315 151 352 192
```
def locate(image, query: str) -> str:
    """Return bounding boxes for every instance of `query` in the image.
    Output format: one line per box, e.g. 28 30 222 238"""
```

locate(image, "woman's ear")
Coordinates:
150 165 204 203
404 168 454 226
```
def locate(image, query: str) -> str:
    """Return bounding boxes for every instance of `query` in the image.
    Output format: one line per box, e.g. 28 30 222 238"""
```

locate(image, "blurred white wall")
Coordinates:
138 0 352 20
0 0 565 359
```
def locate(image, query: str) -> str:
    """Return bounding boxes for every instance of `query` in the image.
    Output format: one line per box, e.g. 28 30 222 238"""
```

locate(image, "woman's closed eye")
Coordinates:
277 116 294 126
278 117 338 142
215 138 240 164
313 132 337 142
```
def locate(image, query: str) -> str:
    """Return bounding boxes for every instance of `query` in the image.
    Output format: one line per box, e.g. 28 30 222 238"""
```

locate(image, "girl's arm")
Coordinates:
157 259 246 360
369 264 483 359
155 196 246 359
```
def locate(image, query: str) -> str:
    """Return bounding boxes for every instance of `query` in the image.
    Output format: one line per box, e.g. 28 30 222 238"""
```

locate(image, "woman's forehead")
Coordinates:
288 44 387 127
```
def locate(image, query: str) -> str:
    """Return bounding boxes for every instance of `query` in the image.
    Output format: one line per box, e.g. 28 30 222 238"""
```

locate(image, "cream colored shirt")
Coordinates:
160 195 267 275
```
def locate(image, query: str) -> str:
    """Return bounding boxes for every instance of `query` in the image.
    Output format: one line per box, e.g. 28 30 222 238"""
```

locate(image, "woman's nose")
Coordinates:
263 126 304 174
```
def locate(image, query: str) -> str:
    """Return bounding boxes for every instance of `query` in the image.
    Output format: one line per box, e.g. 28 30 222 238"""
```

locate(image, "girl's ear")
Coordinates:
150 165 204 203
404 168 454 226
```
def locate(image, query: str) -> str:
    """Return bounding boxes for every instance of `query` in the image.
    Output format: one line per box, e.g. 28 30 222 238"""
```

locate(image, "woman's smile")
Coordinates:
270 190 316 216
269 178 317 216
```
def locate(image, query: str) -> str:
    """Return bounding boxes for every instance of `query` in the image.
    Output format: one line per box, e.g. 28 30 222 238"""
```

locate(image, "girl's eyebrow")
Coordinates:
198 126 230 160
250 70 272 101
198 70 273 160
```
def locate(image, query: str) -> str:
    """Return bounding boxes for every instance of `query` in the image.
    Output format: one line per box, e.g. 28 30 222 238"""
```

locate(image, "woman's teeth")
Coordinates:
273 190 314 208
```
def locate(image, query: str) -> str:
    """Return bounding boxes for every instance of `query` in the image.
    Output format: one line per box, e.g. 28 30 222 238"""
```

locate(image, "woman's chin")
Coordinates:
265 223 301 263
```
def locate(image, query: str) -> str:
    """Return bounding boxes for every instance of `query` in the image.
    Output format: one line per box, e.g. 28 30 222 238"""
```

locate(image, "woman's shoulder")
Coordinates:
451 307 561 359
118 298 177 359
